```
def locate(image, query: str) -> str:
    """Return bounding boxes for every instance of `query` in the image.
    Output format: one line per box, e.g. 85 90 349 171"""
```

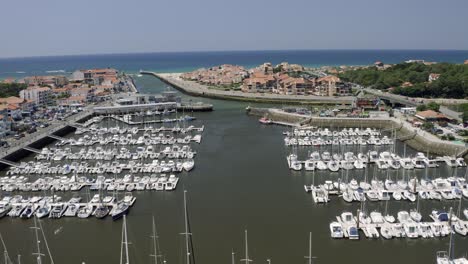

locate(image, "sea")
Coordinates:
1 50 468 80
0 50 468 264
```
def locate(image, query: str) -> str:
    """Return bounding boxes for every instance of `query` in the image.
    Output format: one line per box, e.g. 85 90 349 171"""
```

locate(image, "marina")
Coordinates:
1 59 468 263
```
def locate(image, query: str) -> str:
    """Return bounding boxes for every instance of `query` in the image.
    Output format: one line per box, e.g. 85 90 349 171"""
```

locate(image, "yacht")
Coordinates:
304 160 316 171
94 205 110 219
182 159 195 171
0 202 11 218
380 224 393 239
111 202 130 221
165 175 179 191
64 203 80 217
36 204 51 218
49 204 67 219
341 212 356 225
404 223 419 238
348 226 359 240
20 204 37 219
327 160 340 172
77 204 93 218
329 222 344 238
399 158 414 169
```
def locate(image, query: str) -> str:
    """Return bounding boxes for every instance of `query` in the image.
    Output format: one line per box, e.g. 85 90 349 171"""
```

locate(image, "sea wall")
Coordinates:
248 107 468 158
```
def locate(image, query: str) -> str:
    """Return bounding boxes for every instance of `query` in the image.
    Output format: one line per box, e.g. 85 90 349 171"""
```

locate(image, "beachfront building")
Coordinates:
181 64 248 86
19 86 52 107
276 75 315 95
23 75 68 88
83 68 119 85
240 73 276 93
314 75 351 96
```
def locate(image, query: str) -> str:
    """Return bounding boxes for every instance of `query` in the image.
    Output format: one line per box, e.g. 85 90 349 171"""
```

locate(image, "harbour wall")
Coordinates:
248 107 468 159
141 72 354 105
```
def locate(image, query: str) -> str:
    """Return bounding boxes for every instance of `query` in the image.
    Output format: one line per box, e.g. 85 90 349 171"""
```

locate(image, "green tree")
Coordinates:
422 122 434 131
426 102 440 111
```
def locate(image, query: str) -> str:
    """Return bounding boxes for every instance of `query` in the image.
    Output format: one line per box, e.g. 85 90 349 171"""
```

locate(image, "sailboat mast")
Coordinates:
241 230 252 264
308 232 312 264
123 215 130 264
151 216 158 264
448 207 454 260
304 232 316 264
31 217 43 264
184 190 190 264
231 250 235 264
0 232 11 264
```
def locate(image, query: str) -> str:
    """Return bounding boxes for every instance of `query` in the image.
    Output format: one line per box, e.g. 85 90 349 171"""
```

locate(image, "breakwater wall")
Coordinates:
248 107 468 159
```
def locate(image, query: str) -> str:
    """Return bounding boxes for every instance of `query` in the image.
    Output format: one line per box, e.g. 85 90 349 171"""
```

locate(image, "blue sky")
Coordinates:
1 0 467 58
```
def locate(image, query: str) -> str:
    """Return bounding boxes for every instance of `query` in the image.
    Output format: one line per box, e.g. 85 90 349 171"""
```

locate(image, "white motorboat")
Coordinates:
342 190 354 203
409 209 422 222
304 160 316 171
35 204 51 218
77 204 93 218
341 212 356 225
404 223 419 238
64 203 80 217
165 175 179 191
316 161 327 170
329 222 344 238
327 160 340 172
370 211 384 224
397 211 412 224
348 226 359 240
354 160 365 169
392 191 402 201
182 159 195 171
380 224 393 239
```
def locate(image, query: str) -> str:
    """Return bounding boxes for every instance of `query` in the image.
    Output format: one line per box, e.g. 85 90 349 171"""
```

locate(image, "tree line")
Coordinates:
339 62 468 99
0 83 27 98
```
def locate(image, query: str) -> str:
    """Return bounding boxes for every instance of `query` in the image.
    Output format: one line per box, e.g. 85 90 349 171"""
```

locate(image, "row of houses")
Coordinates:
5 68 120 108
181 62 351 96
241 73 351 96
180 64 248 86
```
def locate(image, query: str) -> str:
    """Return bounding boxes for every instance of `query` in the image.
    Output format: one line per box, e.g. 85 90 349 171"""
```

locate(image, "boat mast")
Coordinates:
240 230 252 264
182 190 191 264
304 232 316 264
231 250 235 264
38 219 54 264
448 207 454 260
150 216 161 264
120 215 130 264
0 232 11 264
31 217 44 264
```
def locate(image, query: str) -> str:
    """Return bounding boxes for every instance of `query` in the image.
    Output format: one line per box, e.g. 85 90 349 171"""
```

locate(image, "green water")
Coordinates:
0 75 467 264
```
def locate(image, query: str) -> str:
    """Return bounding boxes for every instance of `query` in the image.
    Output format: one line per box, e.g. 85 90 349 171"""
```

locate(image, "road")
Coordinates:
0 109 93 160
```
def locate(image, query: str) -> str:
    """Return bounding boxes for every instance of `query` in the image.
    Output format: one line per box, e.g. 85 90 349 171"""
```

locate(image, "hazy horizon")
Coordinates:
1 48 468 60
1 0 467 58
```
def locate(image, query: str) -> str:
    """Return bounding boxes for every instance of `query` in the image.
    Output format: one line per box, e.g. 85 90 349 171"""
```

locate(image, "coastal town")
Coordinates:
181 62 353 96
0 68 135 147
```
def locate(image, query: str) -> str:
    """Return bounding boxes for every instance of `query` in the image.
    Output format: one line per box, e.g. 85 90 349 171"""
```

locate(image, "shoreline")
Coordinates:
141 72 355 105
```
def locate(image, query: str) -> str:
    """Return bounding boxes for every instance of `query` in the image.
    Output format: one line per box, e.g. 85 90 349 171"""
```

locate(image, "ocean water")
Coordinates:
1 50 468 79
